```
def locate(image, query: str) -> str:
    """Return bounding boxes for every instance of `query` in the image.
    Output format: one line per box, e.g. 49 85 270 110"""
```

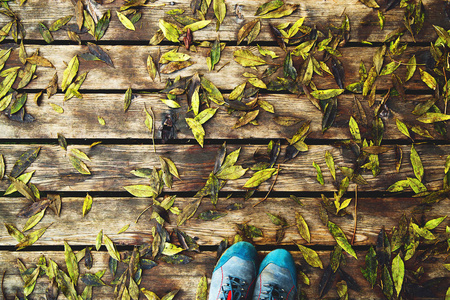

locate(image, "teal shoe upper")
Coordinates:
214 241 257 271
257 248 297 290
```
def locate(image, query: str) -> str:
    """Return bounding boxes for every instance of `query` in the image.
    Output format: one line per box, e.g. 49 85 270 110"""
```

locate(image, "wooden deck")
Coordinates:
0 0 450 299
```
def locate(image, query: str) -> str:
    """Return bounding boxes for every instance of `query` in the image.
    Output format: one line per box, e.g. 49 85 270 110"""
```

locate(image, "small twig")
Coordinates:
217 61 230 72
444 67 448 115
135 204 153 223
253 164 280 207
351 185 358 245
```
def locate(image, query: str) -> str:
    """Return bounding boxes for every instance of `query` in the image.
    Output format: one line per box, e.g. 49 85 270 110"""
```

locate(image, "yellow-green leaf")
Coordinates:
410 144 423 182
116 11 135 31
417 112 450 123
396 118 412 140
61 56 79 92
159 19 179 43
392 253 404 297
147 55 157 81
310 89 344 100
64 241 79 286
103 234 121 261
327 221 357 259
296 244 323 269
419 69 437 90
243 168 277 188
186 118 205 147
195 275 208 300
124 185 158 197
405 55 416 82
23 208 46 232
213 0 226 30
296 212 311 243
83 193 93 217
313 161 324 185
325 151 336 180
233 49 267 67
117 224 130 234
183 20 211 32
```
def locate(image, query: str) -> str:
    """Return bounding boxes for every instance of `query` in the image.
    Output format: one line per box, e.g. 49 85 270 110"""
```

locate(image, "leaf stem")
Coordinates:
253 164 280 207
135 204 152 223
351 185 358 245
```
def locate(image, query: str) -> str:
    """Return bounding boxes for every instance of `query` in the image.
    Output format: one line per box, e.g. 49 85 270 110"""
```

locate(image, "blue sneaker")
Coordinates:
252 249 297 300
208 241 258 300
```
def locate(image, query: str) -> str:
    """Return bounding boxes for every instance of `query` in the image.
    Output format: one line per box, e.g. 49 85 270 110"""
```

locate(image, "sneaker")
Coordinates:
252 249 297 300
208 241 258 300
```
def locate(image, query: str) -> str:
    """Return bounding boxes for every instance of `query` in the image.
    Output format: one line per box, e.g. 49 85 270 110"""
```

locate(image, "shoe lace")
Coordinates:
219 276 249 300
260 283 288 300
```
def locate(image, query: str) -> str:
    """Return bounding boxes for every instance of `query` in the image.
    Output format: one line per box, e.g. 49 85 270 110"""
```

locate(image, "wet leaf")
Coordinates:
266 212 288 226
10 93 27 115
69 155 90 175
322 97 338 133
159 19 179 43
419 69 437 90
87 42 114 67
83 193 93 217
382 265 393 299
64 241 79 286
122 87 133 112
361 246 377 288
410 144 423 182
177 198 201 226
318 265 336 298
116 11 135 31
195 275 207 300
233 49 267 67
243 168 277 188
81 273 105 286
376 227 391 265
328 221 357 259
104 234 121 261
95 10 111 41
237 223 263 238
283 51 297 80
10 147 40 178
61 55 79 92
198 210 227 221
39 23 54 43
392 253 404 297
296 244 323 269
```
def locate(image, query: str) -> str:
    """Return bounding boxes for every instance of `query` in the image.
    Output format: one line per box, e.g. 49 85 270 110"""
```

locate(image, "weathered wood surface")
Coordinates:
1 92 444 141
1 196 449 247
1 44 433 91
0 143 448 193
1 250 448 299
0 0 448 43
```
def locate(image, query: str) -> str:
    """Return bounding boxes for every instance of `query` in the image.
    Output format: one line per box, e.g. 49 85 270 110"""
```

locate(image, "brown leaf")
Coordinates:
161 61 195 74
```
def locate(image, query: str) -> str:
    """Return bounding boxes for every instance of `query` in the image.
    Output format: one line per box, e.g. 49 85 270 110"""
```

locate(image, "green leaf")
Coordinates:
405 55 416 82
419 69 437 90
396 118 412 140
195 275 208 300
124 87 133 112
69 155 90 175
64 241 79 286
83 193 93 217
195 107 218 125
104 234 121 261
392 254 404 297
201 77 224 105
382 265 393 299
213 0 226 30
186 118 205 147
327 221 357 259
325 151 336 180
256 0 284 16
417 112 450 123
424 216 447 230
407 177 427 194
183 20 211 32
361 246 378 288
296 244 323 269
23 208 46 232
296 212 311 243
349 116 361 143
243 168 277 188
61 56 79 92
116 11 135 31
233 49 267 67
410 144 423 182
4 223 25 242
95 10 111 41
387 179 410 192
313 161 324 185
310 89 344 100
159 19 180 43
266 212 288 226
433 25 450 47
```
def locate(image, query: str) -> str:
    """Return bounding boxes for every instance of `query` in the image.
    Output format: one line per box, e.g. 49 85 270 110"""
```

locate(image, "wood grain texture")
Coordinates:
0 250 448 299
0 196 448 247
0 144 448 193
0 92 444 141
0 44 433 91
0 0 448 43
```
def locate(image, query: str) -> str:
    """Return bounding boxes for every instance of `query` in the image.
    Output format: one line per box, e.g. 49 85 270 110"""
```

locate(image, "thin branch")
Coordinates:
253 164 280 207
351 185 358 245
135 204 152 223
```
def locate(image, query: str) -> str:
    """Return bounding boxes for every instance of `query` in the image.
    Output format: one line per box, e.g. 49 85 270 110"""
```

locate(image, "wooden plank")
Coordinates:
0 196 448 247
2 44 431 91
0 0 448 43
0 144 448 193
0 250 448 299
0 92 443 141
